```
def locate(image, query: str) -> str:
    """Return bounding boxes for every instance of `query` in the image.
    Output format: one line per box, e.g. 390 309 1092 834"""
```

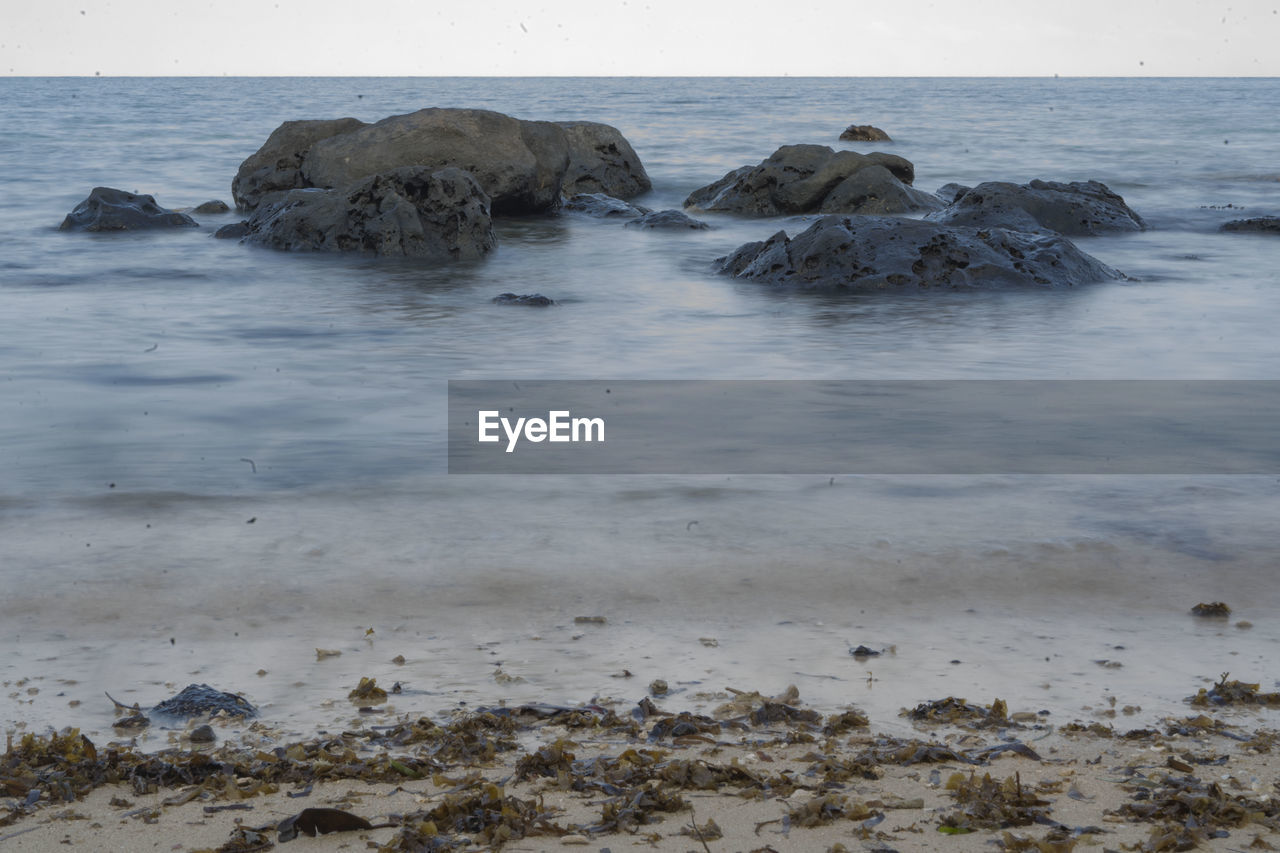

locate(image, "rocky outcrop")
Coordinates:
928 180 1146 236
241 166 495 260
231 118 367 211
562 193 650 218
685 145 941 216
234 109 650 217
935 183 971 204
714 216 1123 290
60 187 198 231
300 109 569 216
558 121 651 199
214 222 249 239
840 124 891 142
1220 216 1280 234
624 209 710 230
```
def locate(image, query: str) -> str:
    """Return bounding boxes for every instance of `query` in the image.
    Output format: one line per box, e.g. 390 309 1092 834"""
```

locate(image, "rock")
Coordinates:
493 293 555 306
558 121 652 199
840 124 891 142
60 187 198 232
1220 216 1280 233
562 193 649 218
213 222 249 239
243 166 495 260
232 117 367 211
153 683 257 718
301 108 569 215
624 209 710 230
935 182 971 204
928 179 1146 236
188 724 216 743
685 145 940 216
192 199 230 214
714 216 1124 291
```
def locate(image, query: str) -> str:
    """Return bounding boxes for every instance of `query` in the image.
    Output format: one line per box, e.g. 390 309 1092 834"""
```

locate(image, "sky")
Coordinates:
3 0 1279 76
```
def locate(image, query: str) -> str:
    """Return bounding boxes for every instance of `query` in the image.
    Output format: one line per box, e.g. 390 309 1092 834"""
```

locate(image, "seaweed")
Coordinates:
348 677 389 704
1112 770 1280 850
385 783 566 850
905 696 1014 728
940 771 1052 831
787 793 881 828
1189 673 1280 707
1190 602 1232 617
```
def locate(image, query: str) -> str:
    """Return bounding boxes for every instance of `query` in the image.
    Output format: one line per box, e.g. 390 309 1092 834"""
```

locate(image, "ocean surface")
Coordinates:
2 77 1279 743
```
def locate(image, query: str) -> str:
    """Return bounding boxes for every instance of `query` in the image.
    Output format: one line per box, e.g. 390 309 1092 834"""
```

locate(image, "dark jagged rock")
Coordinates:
242 166 495 260
213 222 249 239
714 216 1124 291
1220 216 1280 234
300 108 569 216
562 193 650 218
840 124 892 142
60 187 198 232
935 182 972 204
493 293 555 306
192 200 231 214
928 179 1146 236
685 144 940 216
232 117 367 211
152 683 256 719
558 121 652 200
624 209 710 230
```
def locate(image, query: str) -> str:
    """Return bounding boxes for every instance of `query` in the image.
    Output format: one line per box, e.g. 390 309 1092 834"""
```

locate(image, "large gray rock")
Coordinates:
242 166 495 260
928 180 1146 236
60 187 198 231
301 108 570 216
685 145 940 216
714 216 1124 290
558 121 651 199
232 118 367 211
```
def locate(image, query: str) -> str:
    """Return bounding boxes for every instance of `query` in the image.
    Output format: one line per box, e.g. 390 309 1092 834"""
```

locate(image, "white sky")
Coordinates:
3 0 1278 76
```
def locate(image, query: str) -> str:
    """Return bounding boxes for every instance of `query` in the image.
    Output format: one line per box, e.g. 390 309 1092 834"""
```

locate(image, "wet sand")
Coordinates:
3 683 1279 852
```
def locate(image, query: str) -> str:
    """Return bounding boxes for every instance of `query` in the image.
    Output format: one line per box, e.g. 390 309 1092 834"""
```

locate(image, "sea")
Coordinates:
1 77 1278 743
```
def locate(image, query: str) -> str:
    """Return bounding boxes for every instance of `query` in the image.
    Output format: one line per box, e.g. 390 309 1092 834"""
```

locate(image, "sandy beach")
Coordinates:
4 681 1278 852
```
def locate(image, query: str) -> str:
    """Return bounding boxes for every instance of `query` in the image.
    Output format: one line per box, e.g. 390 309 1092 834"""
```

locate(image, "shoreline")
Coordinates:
4 685 1278 852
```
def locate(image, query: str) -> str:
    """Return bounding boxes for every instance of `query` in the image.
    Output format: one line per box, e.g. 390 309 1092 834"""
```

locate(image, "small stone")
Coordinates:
493 293 555 306
839 124 892 142
649 679 668 696
189 724 216 743
192 199 230 214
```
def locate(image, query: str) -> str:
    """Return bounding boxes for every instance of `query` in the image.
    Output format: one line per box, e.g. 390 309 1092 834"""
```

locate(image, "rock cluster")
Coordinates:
685 145 940 216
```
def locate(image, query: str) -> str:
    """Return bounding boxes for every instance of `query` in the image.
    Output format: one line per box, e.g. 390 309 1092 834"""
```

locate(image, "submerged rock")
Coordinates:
839 124 891 142
60 187 198 232
562 193 649 218
213 222 249 239
624 209 710 230
192 199 231 214
714 216 1124 291
928 180 1146 236
1220 216 1280 234
242 166 495 260
153 683 257 719
685 144 941 216
232 117 368 211
493 293 555 306
558 121 652 199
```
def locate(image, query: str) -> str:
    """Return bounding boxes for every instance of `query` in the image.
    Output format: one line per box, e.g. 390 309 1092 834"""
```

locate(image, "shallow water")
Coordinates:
1 77 1279 742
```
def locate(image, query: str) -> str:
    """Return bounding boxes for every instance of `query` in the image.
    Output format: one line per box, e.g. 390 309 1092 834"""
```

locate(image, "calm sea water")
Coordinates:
1 78 1278 741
